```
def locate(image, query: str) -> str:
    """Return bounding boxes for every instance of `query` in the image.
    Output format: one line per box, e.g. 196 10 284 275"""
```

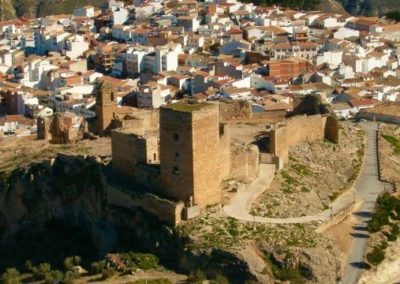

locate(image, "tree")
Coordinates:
367 247 385 266
0 268 20 284
209 43 221 54
386 11 400 22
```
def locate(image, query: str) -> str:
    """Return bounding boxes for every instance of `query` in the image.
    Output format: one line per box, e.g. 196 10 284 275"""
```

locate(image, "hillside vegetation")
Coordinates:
0 0 398 20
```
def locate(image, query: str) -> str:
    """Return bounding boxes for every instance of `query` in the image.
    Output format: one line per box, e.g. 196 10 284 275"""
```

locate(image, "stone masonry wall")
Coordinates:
107 186 183 226
111 130 147 177
160 103 222 207
219 100 252 122
325 115 340 144
270 115 339 163
229 144 260 182
37 116 50 140
219 123 231 181
191 105 222 207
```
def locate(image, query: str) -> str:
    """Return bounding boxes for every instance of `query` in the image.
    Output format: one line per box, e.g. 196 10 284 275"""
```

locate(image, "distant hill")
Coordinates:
0 0 109 20
0 0 399 20
337 0 400 16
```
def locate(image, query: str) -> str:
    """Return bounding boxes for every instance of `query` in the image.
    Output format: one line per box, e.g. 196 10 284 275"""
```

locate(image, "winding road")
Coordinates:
223 122 388 283
343 122 389 284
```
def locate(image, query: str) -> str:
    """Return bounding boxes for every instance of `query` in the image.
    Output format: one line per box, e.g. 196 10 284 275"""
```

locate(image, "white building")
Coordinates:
137 82 172 108
125 46 155 77
112 7 129 26
74 5 95 18
316 50 343 67
15 58 58 88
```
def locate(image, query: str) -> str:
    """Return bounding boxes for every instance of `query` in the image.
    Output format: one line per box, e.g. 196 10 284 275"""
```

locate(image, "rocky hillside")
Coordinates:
1 0 105 19
0 154 256 282
338 0 400 16
0 0 398 19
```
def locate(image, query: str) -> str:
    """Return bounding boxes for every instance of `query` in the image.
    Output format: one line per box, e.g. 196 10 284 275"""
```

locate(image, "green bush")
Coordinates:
367 247 385 266
101 268 117 280
121 253 159 270
273 267 305 283
386 11 400 22
132 279 173 284
90 260 106 275
387 223 399 242
368 193 400 233
0 268 20 284
43 270 64 284
64 256 81 271
214 274 230 284
32 263 52 281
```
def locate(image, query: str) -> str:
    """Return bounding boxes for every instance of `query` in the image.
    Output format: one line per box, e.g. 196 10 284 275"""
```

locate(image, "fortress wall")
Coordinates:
325 115 340 144
139 193 184 226
219 123 231 181
111 130 147 177
191 105 222 207
107 186 183 226
270 115 339 164
219 100 252 122
229 144 260 182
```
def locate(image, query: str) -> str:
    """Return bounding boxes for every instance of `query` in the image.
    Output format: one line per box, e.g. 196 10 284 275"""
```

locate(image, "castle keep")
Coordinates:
160 102 229 207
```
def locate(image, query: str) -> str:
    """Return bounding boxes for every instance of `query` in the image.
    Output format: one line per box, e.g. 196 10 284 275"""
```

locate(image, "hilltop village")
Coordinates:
1 0 400 283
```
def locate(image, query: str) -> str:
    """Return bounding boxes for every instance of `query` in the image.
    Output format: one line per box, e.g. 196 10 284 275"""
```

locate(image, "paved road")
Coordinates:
224 122 387 283
224 161 360 224
224 123 373 224
342 122 388 284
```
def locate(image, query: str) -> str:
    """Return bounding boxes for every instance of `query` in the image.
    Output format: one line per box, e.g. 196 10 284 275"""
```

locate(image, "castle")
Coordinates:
112 100 230 208
104 85 339 224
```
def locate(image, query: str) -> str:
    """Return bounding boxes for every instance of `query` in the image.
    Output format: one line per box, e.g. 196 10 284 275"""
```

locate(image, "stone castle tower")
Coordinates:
95 82 116 135
159 101 224 207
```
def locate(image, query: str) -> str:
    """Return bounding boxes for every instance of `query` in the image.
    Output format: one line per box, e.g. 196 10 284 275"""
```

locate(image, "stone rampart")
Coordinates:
107 185 183 226
219 100 252 122
269 115 339 164
229 144 260 182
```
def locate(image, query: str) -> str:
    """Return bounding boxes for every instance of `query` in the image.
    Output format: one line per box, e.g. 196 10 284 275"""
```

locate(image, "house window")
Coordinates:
173 167 180 175
173 133 179 141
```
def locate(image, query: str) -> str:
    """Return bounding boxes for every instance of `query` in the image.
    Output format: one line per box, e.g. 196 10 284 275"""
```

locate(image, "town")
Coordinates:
1 0 400 283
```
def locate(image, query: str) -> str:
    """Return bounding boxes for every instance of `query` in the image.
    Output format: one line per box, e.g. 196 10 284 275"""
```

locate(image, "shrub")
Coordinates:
132 279 173 284
0 268 20 284
43 270 64 284
64 256 81 271
121 252 159 270
24 260 33 272
387 223 399 242
367 247 385 266
214 274 230 284
90 260 106 275
187 269 206 283
101 268 117 280
32 263 52 281
368 193 400 233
